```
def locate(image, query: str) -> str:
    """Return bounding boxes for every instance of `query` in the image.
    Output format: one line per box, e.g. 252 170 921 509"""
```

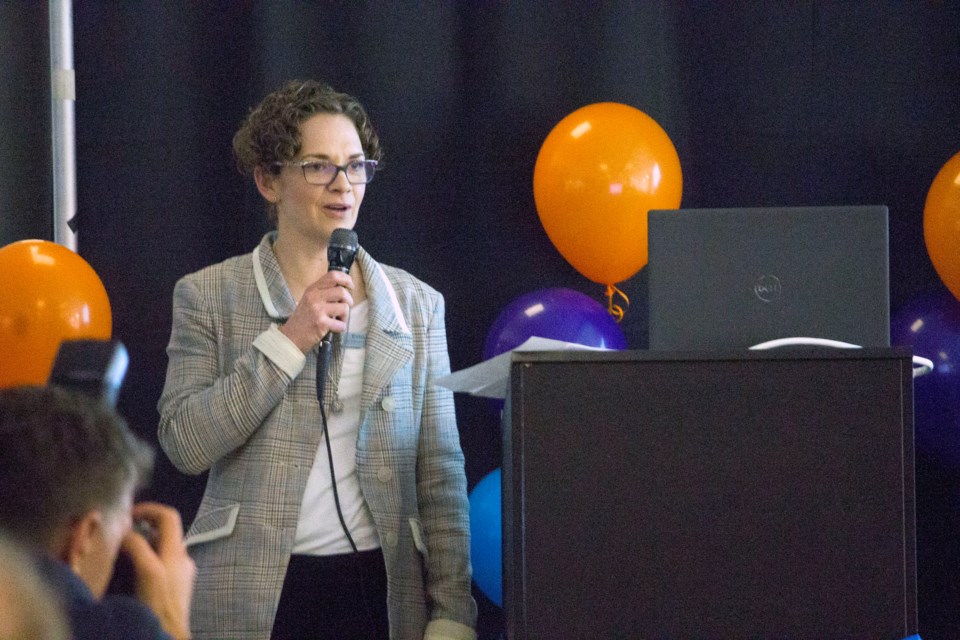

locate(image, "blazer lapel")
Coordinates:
252 232 297 321
358 249 413 412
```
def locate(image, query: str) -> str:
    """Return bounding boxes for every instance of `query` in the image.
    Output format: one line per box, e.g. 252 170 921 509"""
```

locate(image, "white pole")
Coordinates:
49 0 77 251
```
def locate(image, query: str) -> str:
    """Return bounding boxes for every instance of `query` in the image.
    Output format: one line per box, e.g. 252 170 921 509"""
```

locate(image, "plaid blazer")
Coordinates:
158 233 476 640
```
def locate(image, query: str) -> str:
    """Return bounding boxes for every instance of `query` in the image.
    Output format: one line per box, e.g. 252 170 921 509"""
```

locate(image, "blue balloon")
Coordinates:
483 287 627 361
891 290 960 469
469 468 502 607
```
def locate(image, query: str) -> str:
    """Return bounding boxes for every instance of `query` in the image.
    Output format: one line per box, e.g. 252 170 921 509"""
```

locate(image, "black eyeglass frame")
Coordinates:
271 159 378 186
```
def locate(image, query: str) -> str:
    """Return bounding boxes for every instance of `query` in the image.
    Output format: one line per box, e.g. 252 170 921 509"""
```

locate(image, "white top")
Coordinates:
292 300 380 555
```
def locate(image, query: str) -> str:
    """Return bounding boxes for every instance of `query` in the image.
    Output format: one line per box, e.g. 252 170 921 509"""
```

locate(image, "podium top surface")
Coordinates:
508 346 913 365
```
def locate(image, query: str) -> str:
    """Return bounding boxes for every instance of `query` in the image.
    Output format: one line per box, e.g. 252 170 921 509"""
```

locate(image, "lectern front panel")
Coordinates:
503 350 916 639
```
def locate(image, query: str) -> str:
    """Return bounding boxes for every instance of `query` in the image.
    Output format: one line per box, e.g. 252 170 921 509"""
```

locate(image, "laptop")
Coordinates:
647 205 890 350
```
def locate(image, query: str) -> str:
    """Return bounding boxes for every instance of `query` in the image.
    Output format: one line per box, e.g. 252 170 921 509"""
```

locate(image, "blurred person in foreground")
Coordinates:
0 535 69 640
0 385 195 640
158 79 476 639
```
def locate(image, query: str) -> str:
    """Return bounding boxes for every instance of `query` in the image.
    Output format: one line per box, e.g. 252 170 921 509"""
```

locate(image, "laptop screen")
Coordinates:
647 205 890 350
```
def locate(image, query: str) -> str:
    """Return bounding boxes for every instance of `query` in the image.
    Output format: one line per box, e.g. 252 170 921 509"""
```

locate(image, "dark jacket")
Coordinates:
34 554 171 640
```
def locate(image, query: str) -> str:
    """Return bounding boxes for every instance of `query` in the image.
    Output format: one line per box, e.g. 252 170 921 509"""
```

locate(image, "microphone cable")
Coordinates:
316 333 384 638
313 227 385 637
316 350 359 555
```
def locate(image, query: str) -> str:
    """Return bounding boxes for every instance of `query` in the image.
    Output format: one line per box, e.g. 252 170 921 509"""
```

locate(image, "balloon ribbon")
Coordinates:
605 284 629 323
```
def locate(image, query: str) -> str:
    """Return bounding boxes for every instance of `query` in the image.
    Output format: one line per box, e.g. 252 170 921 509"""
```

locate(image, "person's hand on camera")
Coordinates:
122 502 195 640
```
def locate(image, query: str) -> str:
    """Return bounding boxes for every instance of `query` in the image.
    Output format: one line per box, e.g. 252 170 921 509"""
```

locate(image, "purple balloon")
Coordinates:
483 287 627 361
891 290 960 469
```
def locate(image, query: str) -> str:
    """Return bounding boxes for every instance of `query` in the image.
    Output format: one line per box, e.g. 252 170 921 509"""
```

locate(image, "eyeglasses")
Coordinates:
273 159 378 186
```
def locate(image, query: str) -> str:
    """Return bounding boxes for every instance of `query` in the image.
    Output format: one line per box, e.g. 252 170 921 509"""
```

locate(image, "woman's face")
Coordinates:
270 113 367 245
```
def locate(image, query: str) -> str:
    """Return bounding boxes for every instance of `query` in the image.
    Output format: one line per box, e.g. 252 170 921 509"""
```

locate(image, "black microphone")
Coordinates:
327 227 359 275
317 228 359 405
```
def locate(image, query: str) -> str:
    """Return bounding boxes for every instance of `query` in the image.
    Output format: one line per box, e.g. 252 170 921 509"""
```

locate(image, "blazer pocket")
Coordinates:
409 517 429 559
185 503 240 547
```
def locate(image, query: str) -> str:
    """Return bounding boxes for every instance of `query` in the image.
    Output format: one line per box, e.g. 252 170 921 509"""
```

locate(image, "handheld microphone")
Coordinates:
327 227 359 275
317 228 359 405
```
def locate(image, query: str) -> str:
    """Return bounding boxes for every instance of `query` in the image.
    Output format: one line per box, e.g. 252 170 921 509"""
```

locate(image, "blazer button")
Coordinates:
384 531 398 547
381 396 396 412
377 467 393 483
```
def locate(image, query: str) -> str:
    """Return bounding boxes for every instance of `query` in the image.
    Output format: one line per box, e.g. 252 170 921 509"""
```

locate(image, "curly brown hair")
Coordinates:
233 80 383 225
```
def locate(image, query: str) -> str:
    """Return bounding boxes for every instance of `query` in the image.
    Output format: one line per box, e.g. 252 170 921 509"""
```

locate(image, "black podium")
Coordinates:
502 348 917 639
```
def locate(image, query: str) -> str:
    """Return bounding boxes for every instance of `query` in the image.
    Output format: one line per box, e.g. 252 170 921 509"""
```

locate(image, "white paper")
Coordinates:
435 336 609 399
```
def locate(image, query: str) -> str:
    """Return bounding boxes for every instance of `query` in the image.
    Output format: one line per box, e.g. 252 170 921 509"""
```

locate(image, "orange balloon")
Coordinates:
534 102 682 284
924 150 960 301
0 240 112 387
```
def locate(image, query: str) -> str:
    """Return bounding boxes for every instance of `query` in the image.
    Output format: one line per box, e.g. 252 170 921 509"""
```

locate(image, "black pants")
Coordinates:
271 549 389 640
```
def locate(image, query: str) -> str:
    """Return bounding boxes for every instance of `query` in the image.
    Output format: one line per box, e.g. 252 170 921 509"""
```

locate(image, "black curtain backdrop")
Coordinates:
4 1 960 636
0 1 51 241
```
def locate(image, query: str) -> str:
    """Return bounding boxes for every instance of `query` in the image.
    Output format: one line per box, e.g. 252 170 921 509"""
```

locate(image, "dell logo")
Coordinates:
754 274 782 302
